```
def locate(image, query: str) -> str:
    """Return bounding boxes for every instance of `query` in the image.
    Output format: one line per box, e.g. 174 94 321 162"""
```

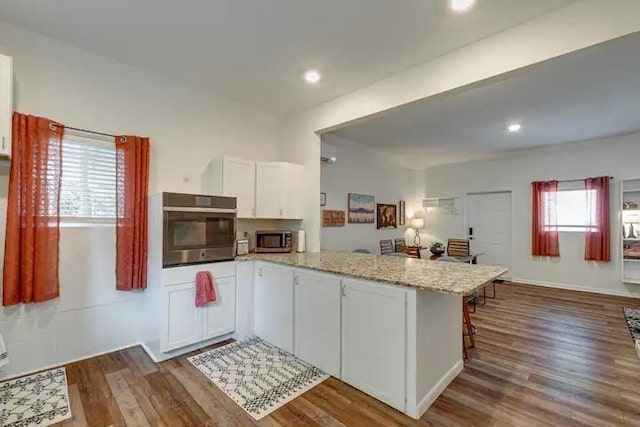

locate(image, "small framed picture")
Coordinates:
320 192 327 206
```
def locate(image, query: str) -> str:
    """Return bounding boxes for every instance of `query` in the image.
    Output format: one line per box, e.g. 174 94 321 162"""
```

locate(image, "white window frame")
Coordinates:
543 185 597 233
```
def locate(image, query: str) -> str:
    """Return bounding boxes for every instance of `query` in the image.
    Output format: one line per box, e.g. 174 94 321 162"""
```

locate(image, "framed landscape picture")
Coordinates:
376 203 397 229
348 193 375 224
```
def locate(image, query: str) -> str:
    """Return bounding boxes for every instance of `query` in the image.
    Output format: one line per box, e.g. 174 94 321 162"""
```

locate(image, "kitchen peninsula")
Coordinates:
237 251 507 419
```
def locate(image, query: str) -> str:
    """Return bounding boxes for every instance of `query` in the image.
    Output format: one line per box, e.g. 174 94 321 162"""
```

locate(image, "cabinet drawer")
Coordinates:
162 261 236 286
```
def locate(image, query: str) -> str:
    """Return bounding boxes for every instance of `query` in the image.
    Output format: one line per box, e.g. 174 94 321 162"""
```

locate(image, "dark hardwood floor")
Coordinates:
57 282 640 426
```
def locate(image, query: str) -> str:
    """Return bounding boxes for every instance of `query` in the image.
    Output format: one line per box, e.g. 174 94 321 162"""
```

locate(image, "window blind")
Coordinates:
59 135 116 221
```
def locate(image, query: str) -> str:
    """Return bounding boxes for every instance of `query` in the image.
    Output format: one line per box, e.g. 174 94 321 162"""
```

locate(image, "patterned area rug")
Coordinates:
188 337 328 419
0 367 71 427
623 307 640 358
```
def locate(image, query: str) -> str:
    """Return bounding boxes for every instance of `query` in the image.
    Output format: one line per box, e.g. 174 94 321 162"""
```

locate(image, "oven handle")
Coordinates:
163 206 237 214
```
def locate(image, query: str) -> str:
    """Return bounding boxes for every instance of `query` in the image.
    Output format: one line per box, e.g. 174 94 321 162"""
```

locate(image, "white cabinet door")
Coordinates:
284 164 305 220
294 270 341 377
201 277 237 341
0 54 12 157
255 162 287 219
254 263 294 352
341 279 406 412
223 157 256 219
162 282 202 352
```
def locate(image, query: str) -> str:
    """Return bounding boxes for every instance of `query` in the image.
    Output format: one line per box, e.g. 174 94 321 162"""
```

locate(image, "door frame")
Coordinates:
464 190 512 278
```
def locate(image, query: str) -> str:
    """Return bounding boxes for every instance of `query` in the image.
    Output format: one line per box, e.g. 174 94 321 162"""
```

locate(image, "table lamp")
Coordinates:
410 217 425 246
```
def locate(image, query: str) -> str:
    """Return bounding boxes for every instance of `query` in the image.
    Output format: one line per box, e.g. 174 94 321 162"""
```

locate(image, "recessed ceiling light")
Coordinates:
507 123 522 133
303 70 321 84
449 0 475 12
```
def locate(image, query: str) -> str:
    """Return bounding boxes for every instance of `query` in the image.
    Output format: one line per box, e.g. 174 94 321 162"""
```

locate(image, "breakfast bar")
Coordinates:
238 251 507 418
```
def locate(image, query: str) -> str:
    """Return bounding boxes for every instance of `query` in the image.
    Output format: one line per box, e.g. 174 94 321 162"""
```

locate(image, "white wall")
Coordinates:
320 135 424 253
278 0 640 252
422 133 640 298
0 23 279 378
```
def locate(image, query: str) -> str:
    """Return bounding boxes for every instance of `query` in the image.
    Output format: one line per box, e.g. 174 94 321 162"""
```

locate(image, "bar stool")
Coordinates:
462 299 477 359
438 256 478 359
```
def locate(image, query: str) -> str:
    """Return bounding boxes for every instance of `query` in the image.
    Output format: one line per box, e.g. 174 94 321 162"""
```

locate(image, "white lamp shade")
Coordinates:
410 217 424 229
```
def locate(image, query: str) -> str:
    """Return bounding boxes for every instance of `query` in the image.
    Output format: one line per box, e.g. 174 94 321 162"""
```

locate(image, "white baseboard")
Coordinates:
141 334 235 363
415 359 464 419
2 333 237 382
0 342 139 381
512 278 640 299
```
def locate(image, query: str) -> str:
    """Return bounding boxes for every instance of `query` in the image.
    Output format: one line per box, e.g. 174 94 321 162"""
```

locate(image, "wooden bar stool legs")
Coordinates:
462 298 477 359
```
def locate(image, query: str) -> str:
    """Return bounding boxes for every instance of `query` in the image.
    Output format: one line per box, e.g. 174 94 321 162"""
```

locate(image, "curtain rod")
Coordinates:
557 176 614 183
50 123 126 142
66 126 118 139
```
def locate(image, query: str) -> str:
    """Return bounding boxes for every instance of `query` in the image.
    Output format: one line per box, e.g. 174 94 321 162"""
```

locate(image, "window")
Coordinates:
58 133 116 223
544 188 597 232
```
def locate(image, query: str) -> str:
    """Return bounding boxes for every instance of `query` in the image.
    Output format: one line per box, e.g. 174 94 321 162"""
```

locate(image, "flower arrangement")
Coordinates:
429 241 445 255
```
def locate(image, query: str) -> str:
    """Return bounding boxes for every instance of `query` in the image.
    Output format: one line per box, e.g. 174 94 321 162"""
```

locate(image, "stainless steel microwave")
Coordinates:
162 192 237 267
255 230 293 253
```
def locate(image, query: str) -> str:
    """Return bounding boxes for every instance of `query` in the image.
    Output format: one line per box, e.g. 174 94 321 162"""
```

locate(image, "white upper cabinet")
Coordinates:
204 156 256 218
205 157 304 220
283 163 304 220
255 162 288 219
0 54 13 158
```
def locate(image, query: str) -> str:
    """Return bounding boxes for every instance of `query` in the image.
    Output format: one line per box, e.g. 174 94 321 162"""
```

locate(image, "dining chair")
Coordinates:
394 238 407 252
379 239 394 255
446 238 495 300
447 238 471 260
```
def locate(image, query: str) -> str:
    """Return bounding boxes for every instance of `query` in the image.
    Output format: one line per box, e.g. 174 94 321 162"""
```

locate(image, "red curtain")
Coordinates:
585 176 611 262
3 113 64 305
115 136 149 291
532 180 560 257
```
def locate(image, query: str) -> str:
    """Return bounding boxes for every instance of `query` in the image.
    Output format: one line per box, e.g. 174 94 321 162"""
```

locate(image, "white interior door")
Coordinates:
466 192 511 276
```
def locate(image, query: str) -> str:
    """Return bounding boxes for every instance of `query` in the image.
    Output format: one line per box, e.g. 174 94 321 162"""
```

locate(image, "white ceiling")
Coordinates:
328 32 640 169
0 0 573 115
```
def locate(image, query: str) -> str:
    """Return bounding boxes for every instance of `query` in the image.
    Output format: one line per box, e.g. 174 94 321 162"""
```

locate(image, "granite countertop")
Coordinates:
238 251 508 295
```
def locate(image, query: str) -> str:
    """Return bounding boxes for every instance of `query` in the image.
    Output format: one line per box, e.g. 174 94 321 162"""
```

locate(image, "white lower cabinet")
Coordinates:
163 282 202 352
293 269 341 378
254 263 294 353
161 263 237 353
252 262 409 412
201 277 237 340
341 278 407 412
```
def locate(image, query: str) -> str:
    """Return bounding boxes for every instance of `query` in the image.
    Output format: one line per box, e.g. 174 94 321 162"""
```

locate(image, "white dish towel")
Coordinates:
0 332 9 368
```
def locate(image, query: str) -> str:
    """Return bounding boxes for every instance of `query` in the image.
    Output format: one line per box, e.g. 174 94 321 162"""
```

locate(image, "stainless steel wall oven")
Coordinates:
162 192 236 267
